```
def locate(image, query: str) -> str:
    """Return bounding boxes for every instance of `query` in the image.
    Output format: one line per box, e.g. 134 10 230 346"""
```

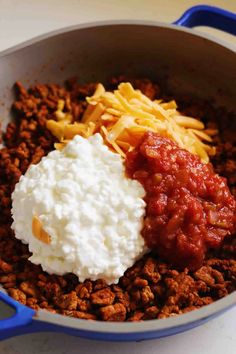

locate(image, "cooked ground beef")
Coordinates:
0 78 235 321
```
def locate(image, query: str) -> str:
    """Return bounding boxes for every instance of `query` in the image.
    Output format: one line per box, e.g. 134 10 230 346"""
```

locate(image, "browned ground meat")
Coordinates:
0 78 235 321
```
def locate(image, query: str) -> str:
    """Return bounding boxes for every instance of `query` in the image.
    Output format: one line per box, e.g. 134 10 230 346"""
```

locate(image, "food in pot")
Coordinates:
125 132 235 270
47 82 216 163
11 134 146 284
0 78 235 321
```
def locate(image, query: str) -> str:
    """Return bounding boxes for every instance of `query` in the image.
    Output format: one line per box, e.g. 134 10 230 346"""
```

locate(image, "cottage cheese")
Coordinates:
11 134 146 284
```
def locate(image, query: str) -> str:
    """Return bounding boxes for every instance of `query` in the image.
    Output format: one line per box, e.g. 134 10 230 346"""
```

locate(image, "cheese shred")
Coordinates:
46 82 216 163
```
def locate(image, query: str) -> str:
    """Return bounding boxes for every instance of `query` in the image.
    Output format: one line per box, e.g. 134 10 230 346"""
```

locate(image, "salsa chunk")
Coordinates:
125 132 236 270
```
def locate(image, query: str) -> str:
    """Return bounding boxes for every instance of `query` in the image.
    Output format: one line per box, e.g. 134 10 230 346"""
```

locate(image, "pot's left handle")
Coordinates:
174 5 236 36
0 291 35 341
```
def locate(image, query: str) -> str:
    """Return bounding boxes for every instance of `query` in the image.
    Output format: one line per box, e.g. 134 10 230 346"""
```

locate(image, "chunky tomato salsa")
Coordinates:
125 132 236 270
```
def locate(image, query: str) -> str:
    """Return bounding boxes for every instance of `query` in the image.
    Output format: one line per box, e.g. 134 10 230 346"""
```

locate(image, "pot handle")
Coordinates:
174 5 236 35
0 291 35 341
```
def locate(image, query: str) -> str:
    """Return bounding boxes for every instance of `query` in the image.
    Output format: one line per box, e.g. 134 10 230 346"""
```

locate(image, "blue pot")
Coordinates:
0 4 236 342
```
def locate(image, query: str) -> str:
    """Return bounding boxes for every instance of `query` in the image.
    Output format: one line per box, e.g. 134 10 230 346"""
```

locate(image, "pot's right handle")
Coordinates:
174 5 236 36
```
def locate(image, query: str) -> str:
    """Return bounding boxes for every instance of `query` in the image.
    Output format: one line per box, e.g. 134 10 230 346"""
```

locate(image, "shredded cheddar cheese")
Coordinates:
32 216 51 244
46 82 217 163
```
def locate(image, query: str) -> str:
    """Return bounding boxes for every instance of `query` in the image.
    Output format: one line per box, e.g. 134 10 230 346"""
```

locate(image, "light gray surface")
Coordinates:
1 307 236 354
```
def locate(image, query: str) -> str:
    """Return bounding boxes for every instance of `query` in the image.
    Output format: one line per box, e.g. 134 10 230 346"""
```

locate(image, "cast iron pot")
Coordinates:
0 5 236 342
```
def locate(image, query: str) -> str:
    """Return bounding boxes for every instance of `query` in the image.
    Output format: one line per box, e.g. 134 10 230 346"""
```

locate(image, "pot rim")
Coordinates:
0 19 235 60
0 18 235 335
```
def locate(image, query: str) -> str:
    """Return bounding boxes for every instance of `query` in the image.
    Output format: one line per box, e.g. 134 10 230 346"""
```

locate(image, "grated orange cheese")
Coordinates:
32 215 51 244
46 82 217 163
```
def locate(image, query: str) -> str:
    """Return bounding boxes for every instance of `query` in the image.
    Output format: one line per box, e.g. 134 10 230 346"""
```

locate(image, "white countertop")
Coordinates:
0 0 236 353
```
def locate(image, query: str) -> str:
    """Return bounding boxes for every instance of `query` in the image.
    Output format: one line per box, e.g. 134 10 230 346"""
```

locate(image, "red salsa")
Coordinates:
125 132 236 270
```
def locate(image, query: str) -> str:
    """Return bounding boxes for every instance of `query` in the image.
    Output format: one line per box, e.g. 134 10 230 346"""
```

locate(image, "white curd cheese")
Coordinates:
11 134 146 284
